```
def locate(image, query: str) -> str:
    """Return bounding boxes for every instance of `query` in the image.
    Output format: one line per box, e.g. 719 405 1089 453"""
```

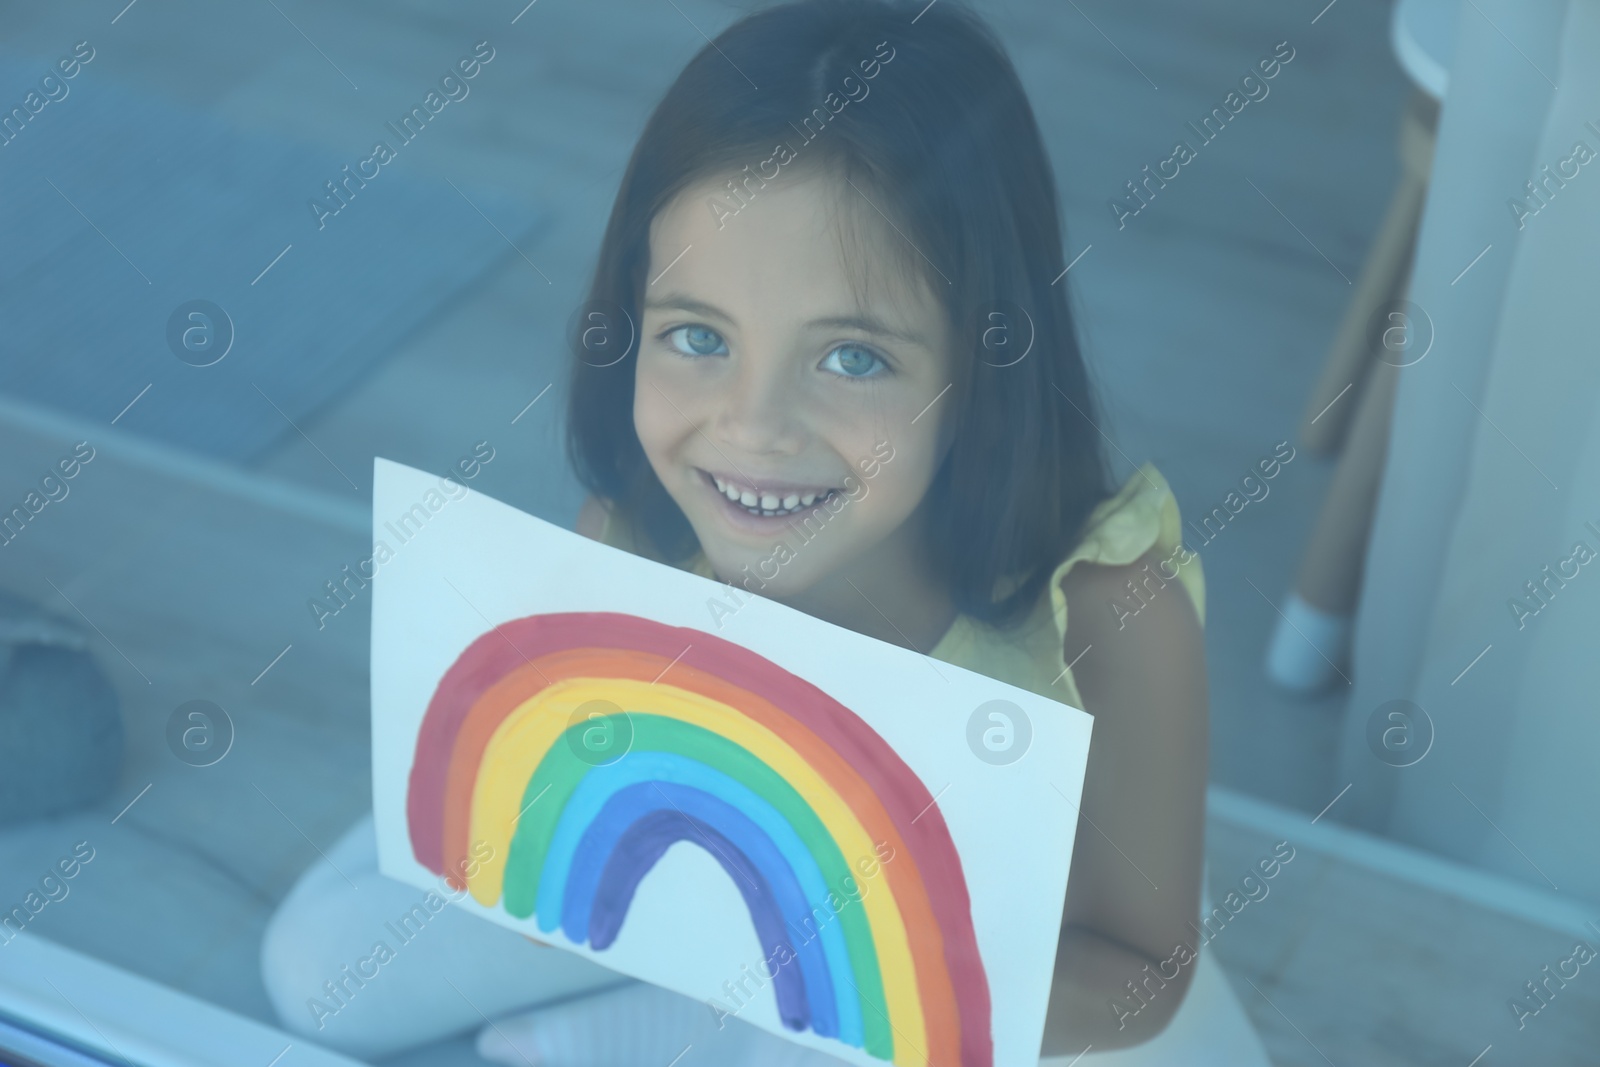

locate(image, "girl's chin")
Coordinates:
698 542 817 597
703 546 789 586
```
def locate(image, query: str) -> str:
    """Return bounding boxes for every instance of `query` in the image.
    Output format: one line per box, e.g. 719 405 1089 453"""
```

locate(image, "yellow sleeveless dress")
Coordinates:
595 464 1272 1065
596 463 1204 712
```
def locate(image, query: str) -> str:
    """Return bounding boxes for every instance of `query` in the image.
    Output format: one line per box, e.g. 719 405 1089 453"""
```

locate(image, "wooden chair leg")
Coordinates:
1293 358 1401 616
1299 88 1438 457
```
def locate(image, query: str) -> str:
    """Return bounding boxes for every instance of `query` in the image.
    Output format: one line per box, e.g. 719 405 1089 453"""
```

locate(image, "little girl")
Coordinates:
262 1 1271 1063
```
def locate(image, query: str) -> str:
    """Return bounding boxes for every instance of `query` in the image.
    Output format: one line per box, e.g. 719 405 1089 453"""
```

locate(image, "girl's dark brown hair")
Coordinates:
566 0 1112 629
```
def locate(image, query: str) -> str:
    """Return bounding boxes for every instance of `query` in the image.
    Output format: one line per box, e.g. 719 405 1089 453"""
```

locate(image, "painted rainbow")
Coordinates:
405 611 991 1066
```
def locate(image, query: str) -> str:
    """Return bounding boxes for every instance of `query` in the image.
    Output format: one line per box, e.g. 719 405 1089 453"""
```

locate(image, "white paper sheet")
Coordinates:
370 458 1092 1067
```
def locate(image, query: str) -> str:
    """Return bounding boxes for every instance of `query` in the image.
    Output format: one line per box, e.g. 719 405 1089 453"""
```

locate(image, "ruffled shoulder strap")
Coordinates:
1045 463 1206 651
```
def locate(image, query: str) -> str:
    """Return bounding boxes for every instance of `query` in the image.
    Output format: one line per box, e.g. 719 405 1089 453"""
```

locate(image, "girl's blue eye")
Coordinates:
822 343 888 381
664 325 728 356
660 327 887 380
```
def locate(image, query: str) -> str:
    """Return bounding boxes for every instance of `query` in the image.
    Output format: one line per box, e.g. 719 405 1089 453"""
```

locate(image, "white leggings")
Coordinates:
260 813 1270 1065
259 812 851 1064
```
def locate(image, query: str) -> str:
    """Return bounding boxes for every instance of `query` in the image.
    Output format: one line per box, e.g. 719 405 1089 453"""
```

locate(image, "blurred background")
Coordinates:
1 0 1596 1064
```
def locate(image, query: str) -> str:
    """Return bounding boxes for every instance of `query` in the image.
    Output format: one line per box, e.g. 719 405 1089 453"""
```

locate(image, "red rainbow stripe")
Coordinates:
404 612 991 1066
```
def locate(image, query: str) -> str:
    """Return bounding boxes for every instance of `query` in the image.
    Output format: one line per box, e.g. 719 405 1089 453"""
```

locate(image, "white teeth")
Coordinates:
706 472 834 516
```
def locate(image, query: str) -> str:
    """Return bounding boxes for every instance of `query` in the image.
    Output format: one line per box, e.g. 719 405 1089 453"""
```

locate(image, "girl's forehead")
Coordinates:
649 167 940 329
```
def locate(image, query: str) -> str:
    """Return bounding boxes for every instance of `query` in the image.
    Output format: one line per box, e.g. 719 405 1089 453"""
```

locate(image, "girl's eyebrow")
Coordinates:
644 293 928 347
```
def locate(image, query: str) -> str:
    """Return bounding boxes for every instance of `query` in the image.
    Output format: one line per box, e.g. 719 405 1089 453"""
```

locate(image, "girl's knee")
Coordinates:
257 864 415 1051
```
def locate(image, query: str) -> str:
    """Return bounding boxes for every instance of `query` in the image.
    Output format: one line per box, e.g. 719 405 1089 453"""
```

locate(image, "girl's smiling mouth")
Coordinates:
694 467 843 529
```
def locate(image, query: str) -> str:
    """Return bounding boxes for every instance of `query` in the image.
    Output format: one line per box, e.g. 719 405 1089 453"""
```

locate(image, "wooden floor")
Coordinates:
6 0 1595 1063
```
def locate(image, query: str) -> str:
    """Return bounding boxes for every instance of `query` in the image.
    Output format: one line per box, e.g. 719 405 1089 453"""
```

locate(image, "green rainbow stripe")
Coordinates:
404 612 992 1066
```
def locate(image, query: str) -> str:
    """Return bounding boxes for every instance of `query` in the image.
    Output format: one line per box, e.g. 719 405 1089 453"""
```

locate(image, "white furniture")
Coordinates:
1338 0 1600 904
1392 0 1460 101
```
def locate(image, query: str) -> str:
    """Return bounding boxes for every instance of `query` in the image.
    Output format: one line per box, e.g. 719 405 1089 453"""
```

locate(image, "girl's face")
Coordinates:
634 165 957 596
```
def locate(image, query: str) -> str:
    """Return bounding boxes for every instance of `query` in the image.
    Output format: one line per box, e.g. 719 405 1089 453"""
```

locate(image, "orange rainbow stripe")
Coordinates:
405 612 991 1066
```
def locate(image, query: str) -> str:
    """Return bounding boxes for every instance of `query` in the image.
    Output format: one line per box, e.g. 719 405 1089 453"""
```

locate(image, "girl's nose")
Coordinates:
713 352 804 454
